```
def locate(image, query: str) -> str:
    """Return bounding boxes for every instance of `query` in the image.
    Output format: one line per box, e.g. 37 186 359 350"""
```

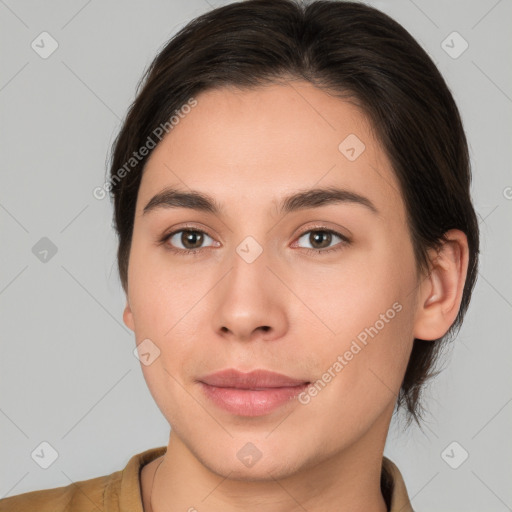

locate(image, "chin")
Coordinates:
209 458 300 482
196 441 313 482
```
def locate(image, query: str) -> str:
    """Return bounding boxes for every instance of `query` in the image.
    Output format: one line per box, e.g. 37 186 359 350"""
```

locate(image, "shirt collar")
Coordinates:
383 456 414 512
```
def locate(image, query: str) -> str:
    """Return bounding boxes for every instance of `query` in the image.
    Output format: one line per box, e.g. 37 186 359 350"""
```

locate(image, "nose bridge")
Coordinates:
226 235 272 309
212 234 287 340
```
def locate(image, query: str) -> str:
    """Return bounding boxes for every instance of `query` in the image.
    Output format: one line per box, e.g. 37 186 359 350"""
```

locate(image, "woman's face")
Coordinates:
124 81 422 479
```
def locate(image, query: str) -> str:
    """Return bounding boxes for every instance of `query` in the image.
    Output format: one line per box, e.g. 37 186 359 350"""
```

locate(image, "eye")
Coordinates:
294 228 350 255
162 228 218 255
159 226 350 256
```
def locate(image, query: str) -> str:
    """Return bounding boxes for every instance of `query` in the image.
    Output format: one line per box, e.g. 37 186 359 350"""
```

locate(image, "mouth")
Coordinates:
198 369 310 417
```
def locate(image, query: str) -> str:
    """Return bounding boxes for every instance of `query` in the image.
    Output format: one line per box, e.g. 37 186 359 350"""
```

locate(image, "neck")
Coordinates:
147 417 391 512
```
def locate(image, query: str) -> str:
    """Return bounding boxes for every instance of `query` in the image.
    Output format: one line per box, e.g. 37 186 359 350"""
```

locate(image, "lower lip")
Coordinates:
199 382 309 416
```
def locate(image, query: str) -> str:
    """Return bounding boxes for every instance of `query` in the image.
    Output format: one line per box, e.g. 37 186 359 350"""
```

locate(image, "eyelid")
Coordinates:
293 222 351 242
160 222 216 241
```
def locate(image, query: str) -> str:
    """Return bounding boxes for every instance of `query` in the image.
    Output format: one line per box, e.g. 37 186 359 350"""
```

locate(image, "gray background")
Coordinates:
1 0 511 510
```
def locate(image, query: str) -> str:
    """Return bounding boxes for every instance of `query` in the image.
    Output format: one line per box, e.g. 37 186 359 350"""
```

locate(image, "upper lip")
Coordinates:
199 369 309 389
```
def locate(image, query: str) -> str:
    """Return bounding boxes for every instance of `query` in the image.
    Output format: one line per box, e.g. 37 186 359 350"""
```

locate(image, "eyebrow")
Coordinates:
143 186 379 216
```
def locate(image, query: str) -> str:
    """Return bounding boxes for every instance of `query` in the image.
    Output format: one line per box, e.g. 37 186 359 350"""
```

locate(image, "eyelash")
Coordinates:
159 225 351 257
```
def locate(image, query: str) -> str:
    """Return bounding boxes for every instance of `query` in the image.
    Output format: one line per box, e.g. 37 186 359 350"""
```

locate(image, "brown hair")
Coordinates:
108 0 479 429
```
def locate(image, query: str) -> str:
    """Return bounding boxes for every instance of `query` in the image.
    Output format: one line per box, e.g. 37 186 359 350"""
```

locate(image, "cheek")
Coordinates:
297 305 415 442
294 234 417 399
127 243 217 396
290 230 416 339
130 253 203 423
127 240 206 339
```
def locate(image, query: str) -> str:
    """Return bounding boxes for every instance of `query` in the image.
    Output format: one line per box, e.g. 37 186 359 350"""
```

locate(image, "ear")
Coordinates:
413 229 469 341
123 300 135 331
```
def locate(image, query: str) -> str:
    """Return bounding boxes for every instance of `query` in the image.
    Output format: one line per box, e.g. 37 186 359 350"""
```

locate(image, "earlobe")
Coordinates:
413 230 469 341
123 302 135 331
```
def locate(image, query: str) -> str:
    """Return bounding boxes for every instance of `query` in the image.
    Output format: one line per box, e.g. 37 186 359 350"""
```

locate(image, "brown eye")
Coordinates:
166 229 214 252
295 228 349 254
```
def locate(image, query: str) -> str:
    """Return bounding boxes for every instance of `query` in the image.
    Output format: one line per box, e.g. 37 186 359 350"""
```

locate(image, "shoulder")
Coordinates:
0 446 167 512
0 470 121 512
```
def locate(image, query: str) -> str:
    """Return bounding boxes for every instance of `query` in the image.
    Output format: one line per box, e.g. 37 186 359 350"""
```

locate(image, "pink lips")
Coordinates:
199 369 310 417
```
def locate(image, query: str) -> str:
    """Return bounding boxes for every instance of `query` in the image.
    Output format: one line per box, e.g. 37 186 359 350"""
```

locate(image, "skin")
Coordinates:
123 81 469 512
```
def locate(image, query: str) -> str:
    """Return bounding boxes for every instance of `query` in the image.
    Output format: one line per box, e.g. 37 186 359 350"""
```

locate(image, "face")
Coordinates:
124 81 422 479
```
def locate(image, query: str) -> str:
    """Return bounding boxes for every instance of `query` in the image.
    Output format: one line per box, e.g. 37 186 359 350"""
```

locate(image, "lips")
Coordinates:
198 369 310 416
199 368 309 389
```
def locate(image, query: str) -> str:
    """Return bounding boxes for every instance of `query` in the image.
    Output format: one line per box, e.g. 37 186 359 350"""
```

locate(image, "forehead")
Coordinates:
137 81 405 222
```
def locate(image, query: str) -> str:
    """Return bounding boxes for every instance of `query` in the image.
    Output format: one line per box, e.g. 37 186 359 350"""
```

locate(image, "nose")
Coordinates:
212 245 288 343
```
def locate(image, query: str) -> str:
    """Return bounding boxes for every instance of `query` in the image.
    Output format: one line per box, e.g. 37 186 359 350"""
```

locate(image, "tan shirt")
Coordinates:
0 446 414 511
